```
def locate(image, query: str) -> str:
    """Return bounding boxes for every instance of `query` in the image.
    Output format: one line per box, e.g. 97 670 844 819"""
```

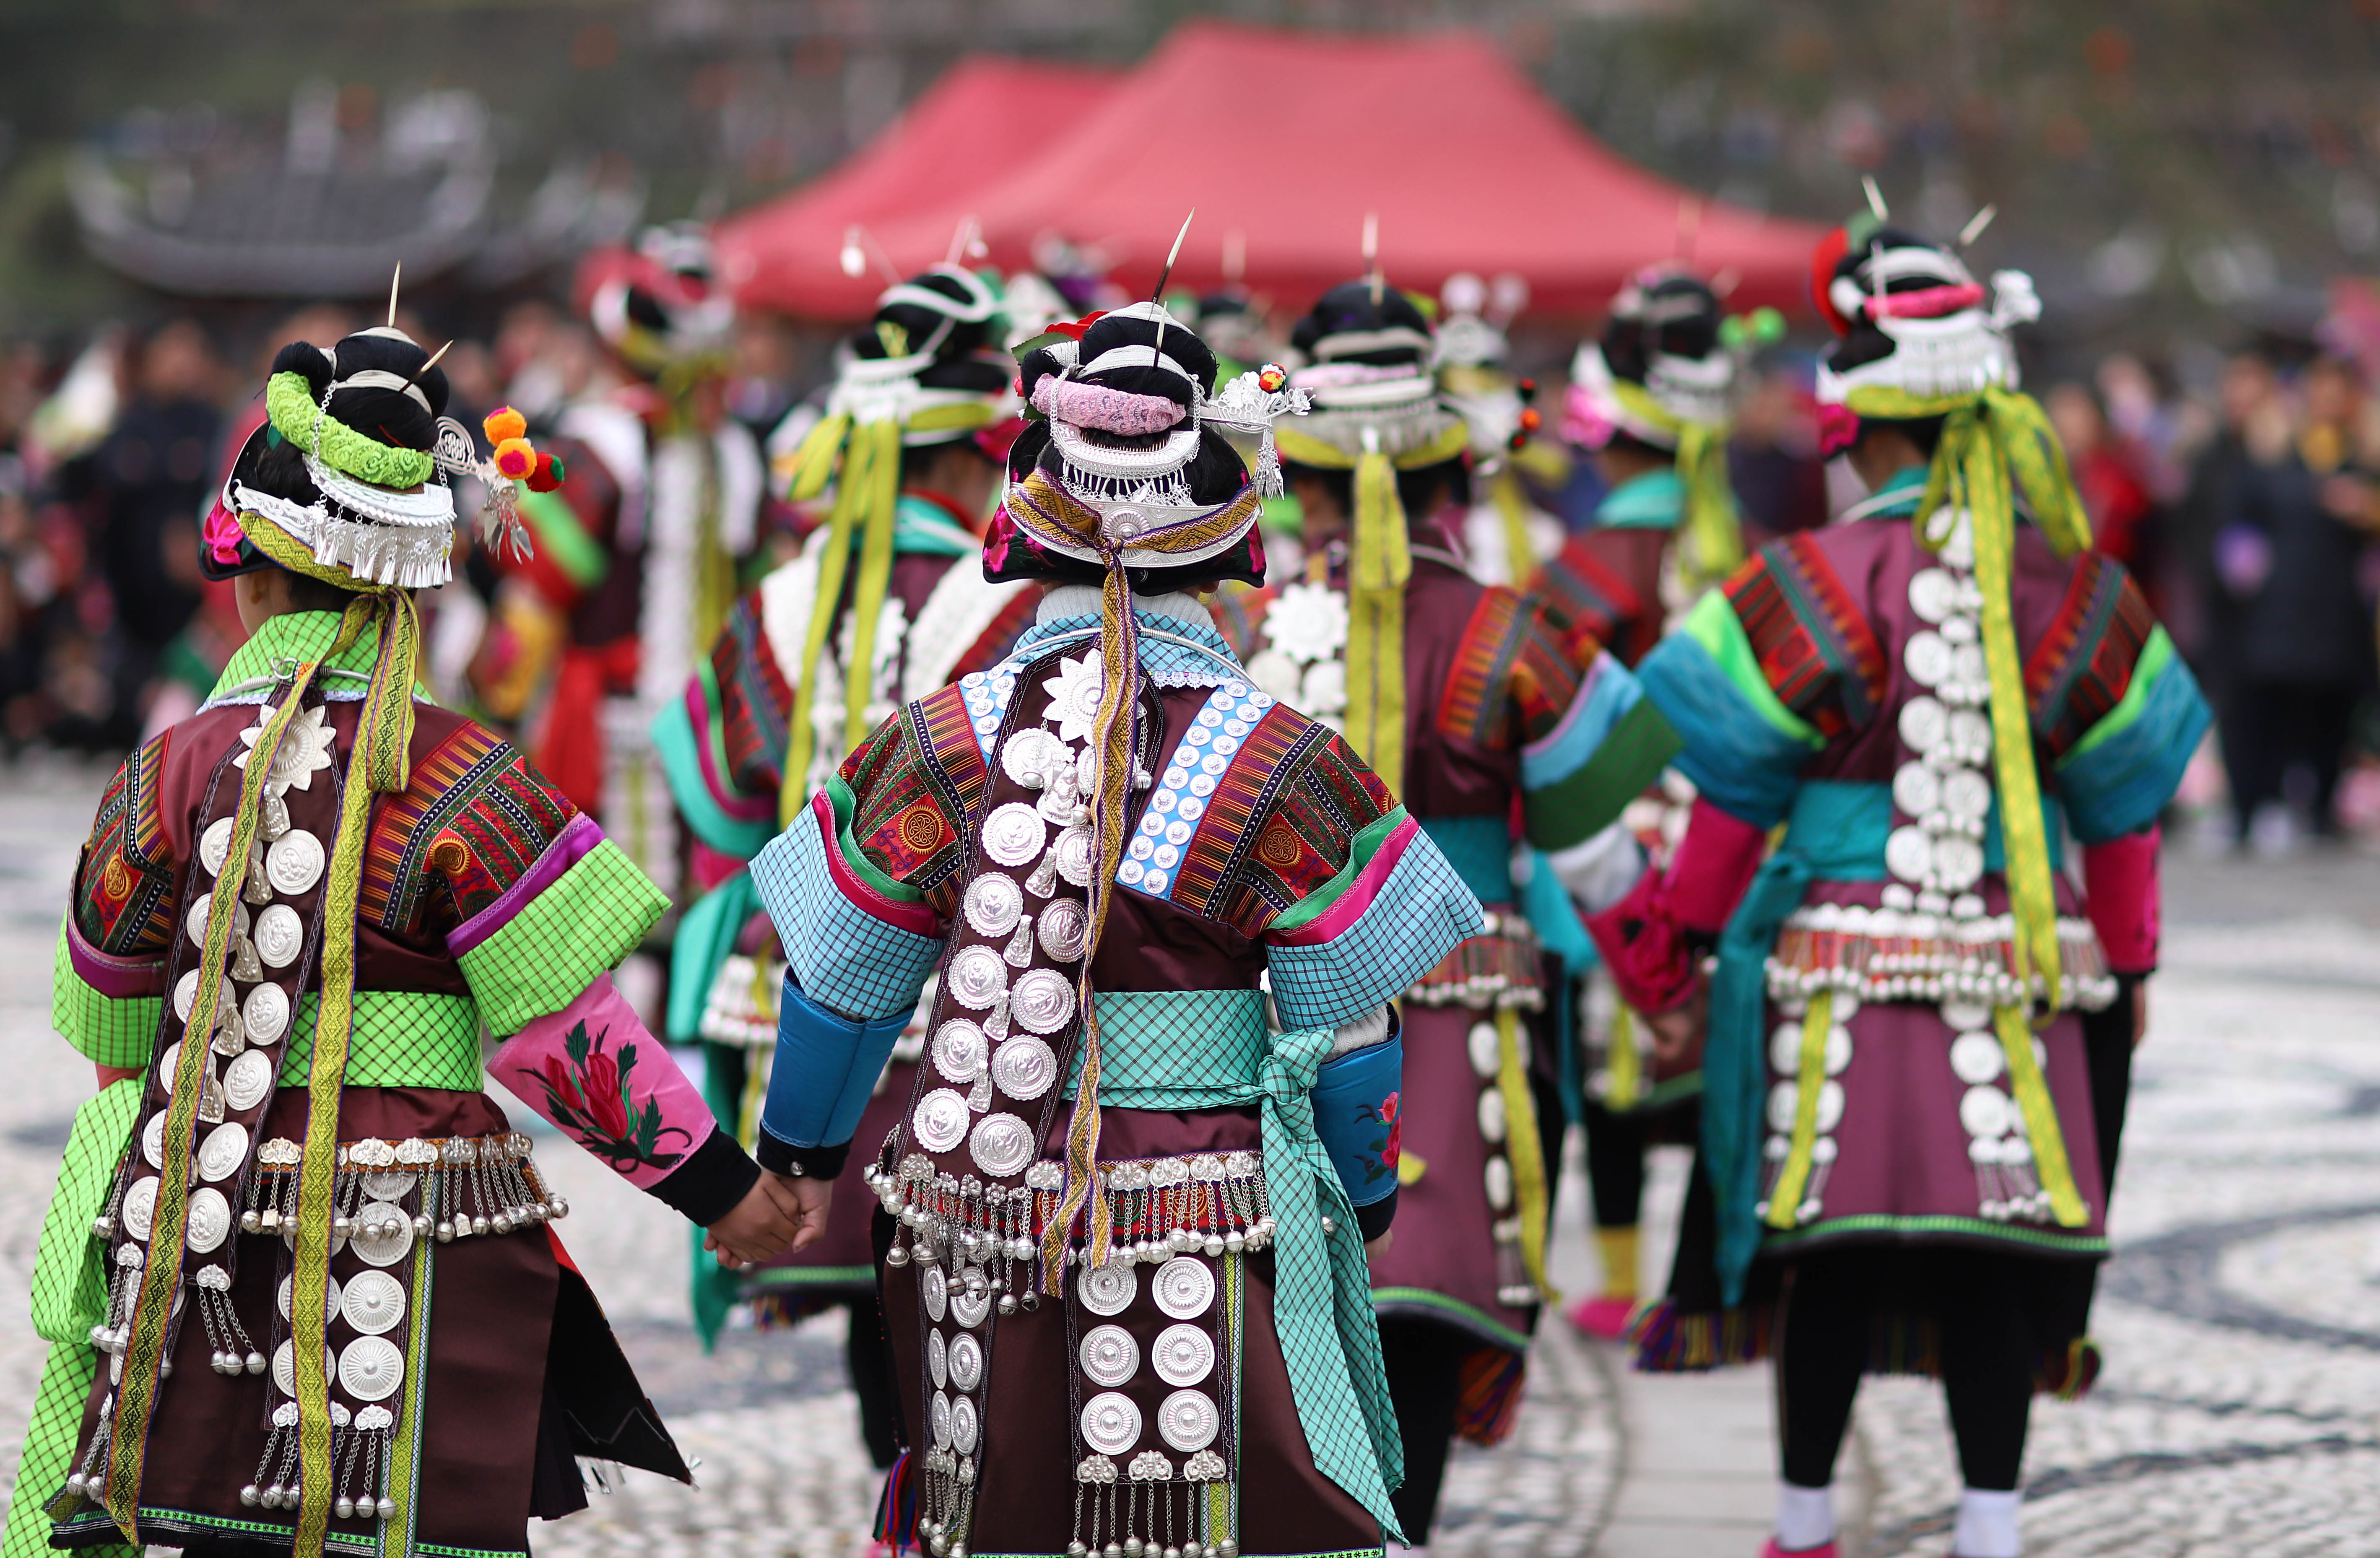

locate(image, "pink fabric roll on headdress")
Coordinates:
1030 377 1185 436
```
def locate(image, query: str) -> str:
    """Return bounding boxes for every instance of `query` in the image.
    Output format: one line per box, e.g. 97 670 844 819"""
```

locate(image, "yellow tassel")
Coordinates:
1343 448 1411 795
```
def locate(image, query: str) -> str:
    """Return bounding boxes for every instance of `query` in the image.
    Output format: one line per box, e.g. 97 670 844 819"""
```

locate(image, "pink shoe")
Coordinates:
1758 1542 1836 1558
1564 1294 1640 1340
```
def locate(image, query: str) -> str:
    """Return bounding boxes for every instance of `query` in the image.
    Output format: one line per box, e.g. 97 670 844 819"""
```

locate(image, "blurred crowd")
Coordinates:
1 304 2374 851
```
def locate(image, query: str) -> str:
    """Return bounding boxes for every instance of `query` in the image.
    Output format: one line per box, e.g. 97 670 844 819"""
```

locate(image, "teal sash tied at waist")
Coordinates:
1067 987 1406 1541
1705 780 2066 1304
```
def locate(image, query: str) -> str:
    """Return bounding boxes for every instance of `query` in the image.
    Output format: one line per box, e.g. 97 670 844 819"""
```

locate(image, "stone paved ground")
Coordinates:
0 753 2371 1558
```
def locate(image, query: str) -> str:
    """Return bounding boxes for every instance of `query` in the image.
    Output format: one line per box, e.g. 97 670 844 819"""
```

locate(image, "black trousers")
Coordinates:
2222 677 2357 835
1775 1247 2034 1492
1378 1317 1465 1540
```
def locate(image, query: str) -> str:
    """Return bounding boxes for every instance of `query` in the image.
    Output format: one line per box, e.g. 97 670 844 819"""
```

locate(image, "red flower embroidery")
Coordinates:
520 1019 691 1173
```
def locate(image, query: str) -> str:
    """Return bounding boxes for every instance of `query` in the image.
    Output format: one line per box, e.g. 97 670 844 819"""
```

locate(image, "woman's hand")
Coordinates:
704 1174 819 1268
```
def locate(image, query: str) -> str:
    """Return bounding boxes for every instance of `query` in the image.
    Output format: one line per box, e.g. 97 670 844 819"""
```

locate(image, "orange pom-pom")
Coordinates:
1517 406 1542 433
527 452 566 493
494 438 535 480
484 406 528 444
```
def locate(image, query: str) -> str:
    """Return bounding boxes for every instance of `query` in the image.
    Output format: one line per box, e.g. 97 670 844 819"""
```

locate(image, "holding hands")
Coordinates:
704 1174 836 1268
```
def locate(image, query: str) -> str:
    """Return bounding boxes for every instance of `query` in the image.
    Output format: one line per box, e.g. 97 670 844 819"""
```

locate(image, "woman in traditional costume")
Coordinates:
1590 225 2206 1558
14 322 811 1558
656 264 1036 1452
1526 268 1746 1340
750 301 1482 1558
1239 280 1675 1551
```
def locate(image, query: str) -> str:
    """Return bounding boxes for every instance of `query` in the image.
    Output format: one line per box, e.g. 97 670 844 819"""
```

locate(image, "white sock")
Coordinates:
1952 1487 2022 1557
1774 1482 1834 1551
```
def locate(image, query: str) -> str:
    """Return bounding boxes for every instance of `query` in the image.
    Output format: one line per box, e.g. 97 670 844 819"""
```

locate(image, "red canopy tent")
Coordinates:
716 56 1125 318
723 23 1825 322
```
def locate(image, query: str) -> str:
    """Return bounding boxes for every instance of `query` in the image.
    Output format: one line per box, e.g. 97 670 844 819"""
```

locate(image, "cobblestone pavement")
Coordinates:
0 751 2370 1558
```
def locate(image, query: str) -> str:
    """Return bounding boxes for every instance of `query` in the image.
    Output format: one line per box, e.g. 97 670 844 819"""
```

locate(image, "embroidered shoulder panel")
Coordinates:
1148 697 1396 940
75 730 177 958
1530 542 1641 660
714 588 793 796
841 683 988 917
1723 534 1887 739
2027 553 2156 761
363 719 579 934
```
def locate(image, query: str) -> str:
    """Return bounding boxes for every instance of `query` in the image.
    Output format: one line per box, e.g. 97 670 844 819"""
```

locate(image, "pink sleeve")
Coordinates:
1664 799 1770 936
1584 868 1701 1015
2081 825 2162 975
488 974 756 1223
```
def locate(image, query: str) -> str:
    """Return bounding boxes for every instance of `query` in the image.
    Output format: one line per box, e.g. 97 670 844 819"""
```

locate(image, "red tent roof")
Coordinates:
725 23 1825 321
717 55 1125 318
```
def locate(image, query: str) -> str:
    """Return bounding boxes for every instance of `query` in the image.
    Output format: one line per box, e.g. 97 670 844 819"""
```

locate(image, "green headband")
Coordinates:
265 372 435 491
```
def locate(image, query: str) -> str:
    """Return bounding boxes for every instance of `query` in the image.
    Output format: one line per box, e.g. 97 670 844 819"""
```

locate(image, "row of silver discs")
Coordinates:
1465 1021 1534 1307
1942 998 2053 1222
1756 1000 1855 1226
1886 528 1995 914
912 658 1106 1179
1073 1254 1226 1477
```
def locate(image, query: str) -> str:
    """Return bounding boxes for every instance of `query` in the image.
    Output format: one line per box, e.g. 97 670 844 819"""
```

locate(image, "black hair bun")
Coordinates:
1073 310 1217 406
1290 282 1433 365
270 341 334 397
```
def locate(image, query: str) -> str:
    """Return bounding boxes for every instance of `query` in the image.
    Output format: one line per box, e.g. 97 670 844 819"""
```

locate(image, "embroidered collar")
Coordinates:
1011 588 1245 687
201 611 400 710
1595 467 1684 530
1835 465 1931 525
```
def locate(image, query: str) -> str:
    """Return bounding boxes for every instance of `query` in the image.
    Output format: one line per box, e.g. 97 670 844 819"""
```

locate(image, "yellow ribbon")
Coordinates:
1762 989 1834 1229
780 415 902 825
1492 1008 1554 1298
1343 450 1411 795
1605 1002 1642 1111
1995 1005 2089 1227
1608 380 1743 592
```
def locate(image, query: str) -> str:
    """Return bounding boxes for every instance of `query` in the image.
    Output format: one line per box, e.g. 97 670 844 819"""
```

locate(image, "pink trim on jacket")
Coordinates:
63 909 166 998
685 679 776 823
447 811 605 956
814 789 943 938
1265 815 1421 948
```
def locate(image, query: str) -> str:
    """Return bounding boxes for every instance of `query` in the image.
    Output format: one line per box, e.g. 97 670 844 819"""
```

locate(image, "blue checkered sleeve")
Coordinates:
751 806 944 1023
1266 829 1484 1031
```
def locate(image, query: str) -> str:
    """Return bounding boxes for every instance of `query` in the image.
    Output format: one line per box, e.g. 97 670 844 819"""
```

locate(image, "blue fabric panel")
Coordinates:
760 974 911 1151
751 805 942 1022
1636 635 1811 828
2057 657 2213 844
1310 1034 1404 1208
1267 830 1484 1032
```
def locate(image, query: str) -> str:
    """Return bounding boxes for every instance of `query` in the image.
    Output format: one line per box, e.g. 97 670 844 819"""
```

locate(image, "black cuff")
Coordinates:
1354 1188 1398 1243
651 1128 763 1227
755 1125 853 1184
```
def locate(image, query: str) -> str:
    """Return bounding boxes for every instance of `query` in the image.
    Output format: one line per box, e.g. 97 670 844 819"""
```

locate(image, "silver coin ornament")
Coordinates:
142 1112 169 1169
272 1339 298 1397
253 904 304 969
913 1088 971 1153
338 1335 405 1402
341 1270 408 1336
265 830 325 896
948 1331 985 1392
933 1020 989 1083
1038 898 1089 963
1078 1260 1138 1316
359 1171 417 1200
932 1391 954 1449
1931 835 1985 891
990 1035 1058 1101
1949 1032 2006 1085
1892 763 1941 818
199 816 235 877
964 874 1025 938
1904 632 1951 688
1081 1392 1142 1456
951 1394 981 1454
242 983 291 1046
947 947 1009 1011
223 1049 274 1114
184 1188 231 1254
927 1327 949 1389
1940 768 1992 821
1884 826 1933 883
922 1264 949 1322
175 970 234 1024
1898 696 1948 755
1152 1257 1215 1319
350 1201 415 1267
1152 1324 1214 1386
187 896 248 950
120 1176 158 1242
1908 567 1957 624
1002 728 1070 789
1081 1324 1141 1387
197 1122 248 1183
982 803 1047 868
1008 969 1076 1035
1157 1389 1219 1453
969 1112 1035 1177
1961 1085 2013 1139
1052 827 1093 887
951 1281 991 1329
